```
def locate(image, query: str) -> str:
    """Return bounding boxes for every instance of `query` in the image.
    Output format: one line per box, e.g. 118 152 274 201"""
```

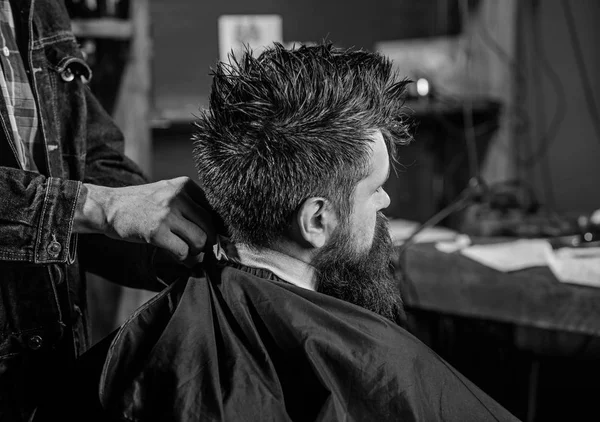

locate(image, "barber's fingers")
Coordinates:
167 211 207 257
166 231 204 268
151 225 190 263
150 223 204 268
168 220 206 268
174 192 216 247
179 179 228 236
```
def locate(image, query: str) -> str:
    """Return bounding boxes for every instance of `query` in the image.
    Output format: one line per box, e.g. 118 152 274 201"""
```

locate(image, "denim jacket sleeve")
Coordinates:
0 83 143 265
0 85 183 289
0 166 81 263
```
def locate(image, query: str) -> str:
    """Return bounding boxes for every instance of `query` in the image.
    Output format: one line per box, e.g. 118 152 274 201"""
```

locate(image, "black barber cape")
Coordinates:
97 262 520 422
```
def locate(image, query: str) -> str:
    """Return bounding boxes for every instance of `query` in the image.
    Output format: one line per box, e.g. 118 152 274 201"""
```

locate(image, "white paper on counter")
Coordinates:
459 239 552 272
458 238 600 287
546 247 600 287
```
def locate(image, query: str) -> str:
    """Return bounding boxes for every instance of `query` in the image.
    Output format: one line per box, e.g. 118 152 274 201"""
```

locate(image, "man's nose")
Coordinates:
380 189 391 210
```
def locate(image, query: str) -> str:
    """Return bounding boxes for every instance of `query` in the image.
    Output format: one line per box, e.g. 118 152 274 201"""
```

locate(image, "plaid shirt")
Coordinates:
0 0 41 171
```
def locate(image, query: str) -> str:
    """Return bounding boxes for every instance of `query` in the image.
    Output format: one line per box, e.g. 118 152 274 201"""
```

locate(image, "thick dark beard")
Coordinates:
313 213 406 327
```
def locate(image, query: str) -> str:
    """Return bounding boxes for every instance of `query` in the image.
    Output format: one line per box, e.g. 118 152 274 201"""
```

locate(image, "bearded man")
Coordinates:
60 43 519 422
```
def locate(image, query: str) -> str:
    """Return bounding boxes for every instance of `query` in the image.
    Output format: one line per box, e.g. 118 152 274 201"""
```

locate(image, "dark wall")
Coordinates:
150 0 459 122
522 0 600 214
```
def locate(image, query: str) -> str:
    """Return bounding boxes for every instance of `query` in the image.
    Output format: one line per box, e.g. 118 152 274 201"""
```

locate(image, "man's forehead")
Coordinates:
367 131 390 179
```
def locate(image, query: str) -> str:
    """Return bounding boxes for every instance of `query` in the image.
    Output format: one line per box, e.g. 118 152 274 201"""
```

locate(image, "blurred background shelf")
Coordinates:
71 18 134 40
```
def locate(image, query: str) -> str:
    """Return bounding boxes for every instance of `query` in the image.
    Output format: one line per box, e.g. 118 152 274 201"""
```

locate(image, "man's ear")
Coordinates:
296 197 338 248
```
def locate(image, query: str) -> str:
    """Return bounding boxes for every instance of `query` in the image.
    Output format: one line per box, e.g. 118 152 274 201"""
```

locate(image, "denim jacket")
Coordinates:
0 1 167 419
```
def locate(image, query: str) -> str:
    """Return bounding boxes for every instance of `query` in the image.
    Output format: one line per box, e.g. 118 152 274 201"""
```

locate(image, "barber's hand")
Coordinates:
75 177 215 267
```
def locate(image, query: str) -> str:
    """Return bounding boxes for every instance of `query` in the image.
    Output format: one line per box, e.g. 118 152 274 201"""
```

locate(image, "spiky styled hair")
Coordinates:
193 42 411 247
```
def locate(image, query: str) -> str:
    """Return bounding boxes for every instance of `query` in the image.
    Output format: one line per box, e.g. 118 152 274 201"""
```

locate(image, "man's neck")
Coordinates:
214 237 317 291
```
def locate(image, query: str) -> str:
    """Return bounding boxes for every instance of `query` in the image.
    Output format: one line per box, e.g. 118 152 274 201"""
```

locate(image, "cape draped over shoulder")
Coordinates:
99 263 520 422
